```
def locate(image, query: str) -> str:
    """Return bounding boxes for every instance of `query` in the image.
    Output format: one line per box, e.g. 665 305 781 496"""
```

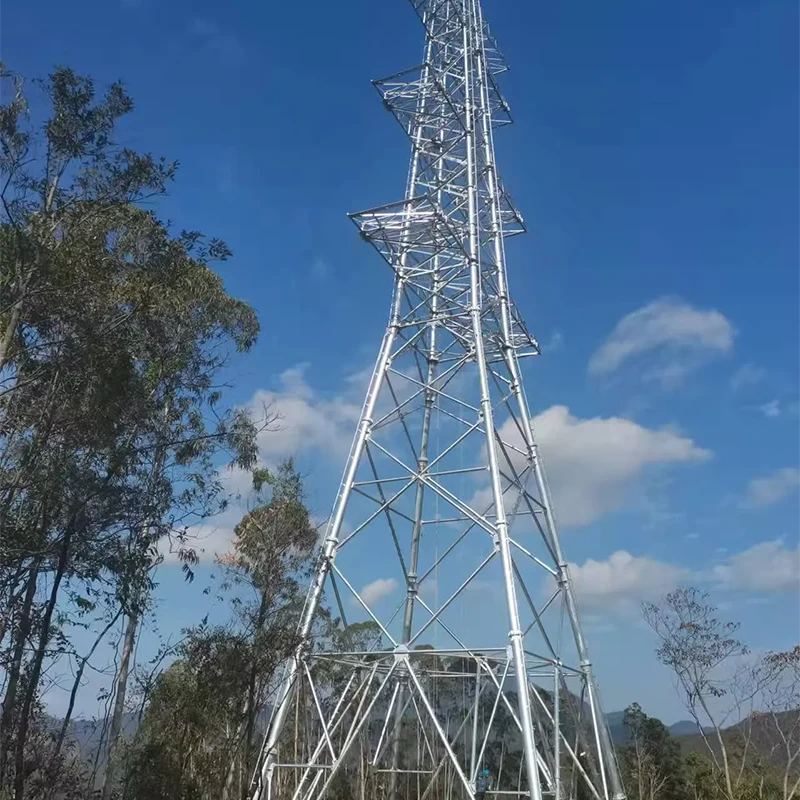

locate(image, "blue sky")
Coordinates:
6 0 799 724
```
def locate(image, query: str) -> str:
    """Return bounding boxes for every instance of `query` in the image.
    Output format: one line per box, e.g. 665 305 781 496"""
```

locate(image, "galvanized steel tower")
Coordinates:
250 1 625 798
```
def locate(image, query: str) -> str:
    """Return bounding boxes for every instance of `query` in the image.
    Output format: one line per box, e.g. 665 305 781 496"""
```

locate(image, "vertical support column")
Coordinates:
469 663 481 781
469 0 626 795
251 310 401 800
461 2 542 798
387 19 443 799
389 277 441 799
251 42 435 791
554 665 561 800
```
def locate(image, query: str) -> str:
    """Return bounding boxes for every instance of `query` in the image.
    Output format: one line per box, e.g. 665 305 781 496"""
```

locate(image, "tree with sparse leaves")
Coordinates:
643 588 753 800
750 647 800 800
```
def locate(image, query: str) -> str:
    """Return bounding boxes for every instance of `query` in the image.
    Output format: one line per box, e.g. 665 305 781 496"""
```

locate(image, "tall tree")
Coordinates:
620 703 687 800
122 625 254 800
217 460 319 799
751 647 800 800
0 63 261 798
123 462 321 800
643 588 783 800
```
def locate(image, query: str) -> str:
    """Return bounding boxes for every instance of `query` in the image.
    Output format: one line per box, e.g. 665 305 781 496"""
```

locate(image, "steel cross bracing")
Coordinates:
249 1 626 799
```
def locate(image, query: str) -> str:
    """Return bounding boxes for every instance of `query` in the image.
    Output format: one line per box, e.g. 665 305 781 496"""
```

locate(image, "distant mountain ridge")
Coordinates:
605 710 710 744
44 711 139 766
54 706 704 754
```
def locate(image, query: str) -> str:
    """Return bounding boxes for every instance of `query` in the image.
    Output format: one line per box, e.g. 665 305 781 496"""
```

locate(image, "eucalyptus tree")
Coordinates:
0 63 262 798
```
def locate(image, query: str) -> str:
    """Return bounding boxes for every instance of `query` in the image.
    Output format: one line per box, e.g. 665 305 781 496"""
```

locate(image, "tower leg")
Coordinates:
469 1 625 780
462 6 544 797
250 314 402 800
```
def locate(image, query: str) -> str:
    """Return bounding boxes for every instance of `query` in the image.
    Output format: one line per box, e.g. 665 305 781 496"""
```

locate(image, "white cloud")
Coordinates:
758 399 782 418
158 520 237 564
730 363 765 391
157 464 266 565
249 364 361 463
155 363 370 569
502 405 711 528
568 551 685 611
542 331 564 353
246 361 421 468
742 467 800 508
711 540 800 593
359 578 398 606
588 297 735 387
157 504 333 568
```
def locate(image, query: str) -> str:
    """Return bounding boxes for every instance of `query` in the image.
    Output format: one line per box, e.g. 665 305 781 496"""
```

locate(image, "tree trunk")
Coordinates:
237 592 270 799
101 609 139 800
0 564 26 651
0 299 23 377
636 737 644 800
103 408 171 800
13 529 71 800
221 694 250 800
697 691 735 800
242 672 258 787
0 558 40 784
49 610 121 791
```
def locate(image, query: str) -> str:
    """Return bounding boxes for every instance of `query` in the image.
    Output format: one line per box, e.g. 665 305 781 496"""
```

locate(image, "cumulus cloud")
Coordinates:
711 540 799 592
158 520 237 564
730 363 765 392
359 578 398 606
758 399 782 419
741 467 800 508
490 405 711 528
248 364 361 463
568 551 685 611
245 360 424 468
155 363 370 568
158 507 333 567
588 297 735 387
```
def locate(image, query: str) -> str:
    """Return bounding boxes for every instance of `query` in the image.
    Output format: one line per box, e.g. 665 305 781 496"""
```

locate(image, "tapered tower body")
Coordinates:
249 2 626 798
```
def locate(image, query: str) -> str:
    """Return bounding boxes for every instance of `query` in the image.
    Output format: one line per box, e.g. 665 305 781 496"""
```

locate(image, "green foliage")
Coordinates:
123 463 324 800
684 752 724 799
0 62 263 798
643 590 800 800
620 703 688 800
225 459 317 596
124 630 253 800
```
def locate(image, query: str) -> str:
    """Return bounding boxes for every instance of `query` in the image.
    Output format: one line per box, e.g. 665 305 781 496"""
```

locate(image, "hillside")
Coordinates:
606 710 710 745
48 704 799 780
675 709 799 772
43 711 140 778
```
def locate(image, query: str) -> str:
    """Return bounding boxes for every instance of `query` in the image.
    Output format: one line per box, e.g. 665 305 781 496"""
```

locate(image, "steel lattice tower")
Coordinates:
250 1 625 798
